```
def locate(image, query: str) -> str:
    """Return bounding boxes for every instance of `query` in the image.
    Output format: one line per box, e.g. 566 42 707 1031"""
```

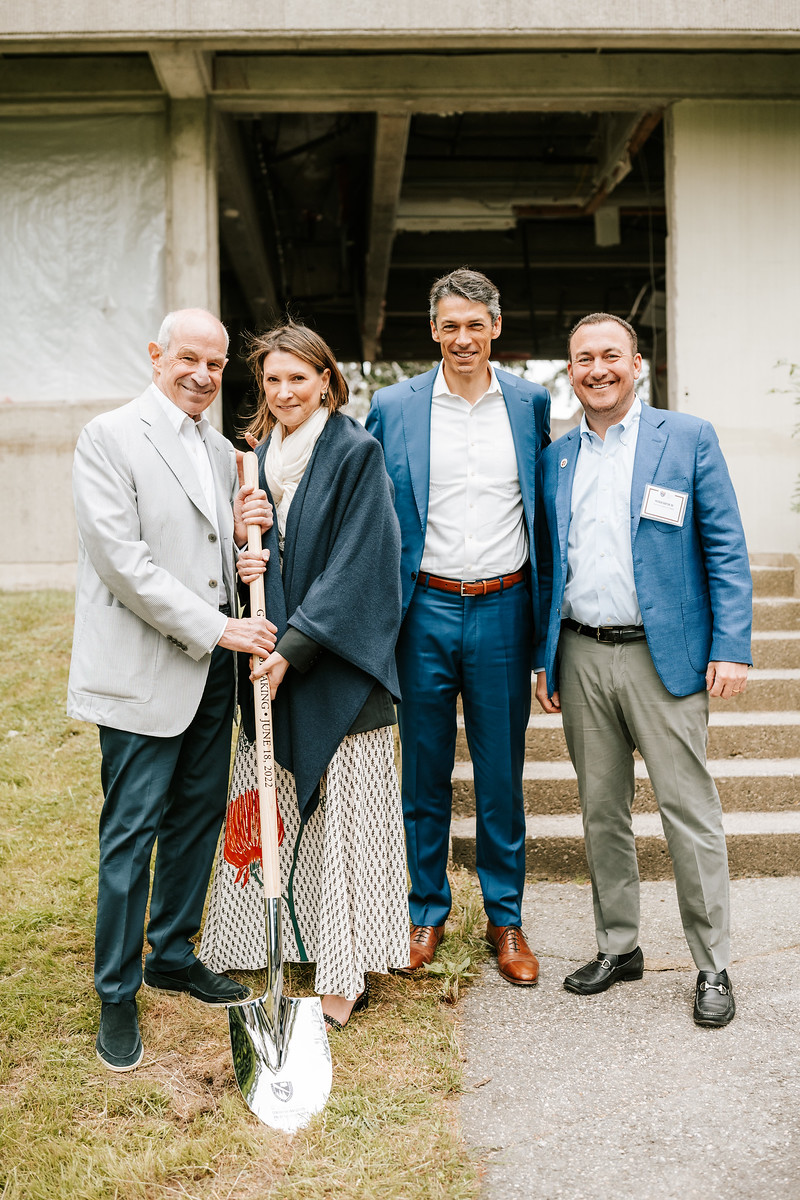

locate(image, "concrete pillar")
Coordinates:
165 99 223 427
666 101 800 556
166 99 219 313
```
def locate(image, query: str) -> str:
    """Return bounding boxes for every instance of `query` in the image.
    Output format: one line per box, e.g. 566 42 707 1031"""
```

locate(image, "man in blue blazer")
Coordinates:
367 269 550 985
535 312 751 1026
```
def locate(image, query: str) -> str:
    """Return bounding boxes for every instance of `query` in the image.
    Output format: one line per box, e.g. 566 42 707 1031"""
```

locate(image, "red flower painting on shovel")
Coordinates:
224 787 284 887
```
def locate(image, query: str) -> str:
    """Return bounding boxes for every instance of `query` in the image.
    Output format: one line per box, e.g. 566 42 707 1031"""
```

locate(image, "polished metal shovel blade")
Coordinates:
228 898 331 1132
228 992 331 1133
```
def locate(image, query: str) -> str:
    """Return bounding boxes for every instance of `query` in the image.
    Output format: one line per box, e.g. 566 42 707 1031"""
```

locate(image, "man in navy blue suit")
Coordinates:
536 312 752 1026
367 269 550 985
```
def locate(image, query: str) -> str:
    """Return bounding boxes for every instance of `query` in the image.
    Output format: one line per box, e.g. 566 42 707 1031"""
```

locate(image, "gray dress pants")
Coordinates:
558 627 730 972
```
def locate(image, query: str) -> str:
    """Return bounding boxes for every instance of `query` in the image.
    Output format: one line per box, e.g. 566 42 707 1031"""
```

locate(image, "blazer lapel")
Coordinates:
555 427 581 558
137 387 215 525
401 368 436 531
207 433 235 529
630 404 668 541
499 371 535 518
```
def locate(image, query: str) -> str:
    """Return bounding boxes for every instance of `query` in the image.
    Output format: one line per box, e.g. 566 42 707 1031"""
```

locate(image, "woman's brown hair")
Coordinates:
244 321 350 441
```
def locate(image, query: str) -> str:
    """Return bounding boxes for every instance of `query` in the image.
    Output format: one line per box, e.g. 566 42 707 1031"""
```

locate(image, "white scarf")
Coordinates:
264 404 329 538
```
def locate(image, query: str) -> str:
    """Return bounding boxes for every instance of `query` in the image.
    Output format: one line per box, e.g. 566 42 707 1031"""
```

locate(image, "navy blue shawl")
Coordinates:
239 412 402 819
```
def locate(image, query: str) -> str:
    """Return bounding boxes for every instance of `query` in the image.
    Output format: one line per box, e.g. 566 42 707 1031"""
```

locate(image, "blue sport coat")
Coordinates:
536 403 752 698
366 365 551 641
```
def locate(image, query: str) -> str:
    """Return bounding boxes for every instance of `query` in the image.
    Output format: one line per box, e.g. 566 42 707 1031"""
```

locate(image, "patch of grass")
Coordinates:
0 591 482 1199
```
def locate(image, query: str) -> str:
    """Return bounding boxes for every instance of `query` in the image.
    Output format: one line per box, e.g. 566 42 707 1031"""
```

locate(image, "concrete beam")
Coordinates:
512 111 663 220
150 45 211 98
0 54 161 100
216 113 279 325
592 111 647 193
2 2 800 53
214 53 800 113
4 34 800 55
362 113 410 360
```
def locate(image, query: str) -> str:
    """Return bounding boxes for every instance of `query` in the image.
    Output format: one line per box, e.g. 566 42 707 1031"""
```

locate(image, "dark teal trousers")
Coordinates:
94 643 235 1002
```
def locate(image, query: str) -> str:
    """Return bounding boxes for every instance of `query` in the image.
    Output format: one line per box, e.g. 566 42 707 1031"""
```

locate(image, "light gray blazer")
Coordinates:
67 383 238 736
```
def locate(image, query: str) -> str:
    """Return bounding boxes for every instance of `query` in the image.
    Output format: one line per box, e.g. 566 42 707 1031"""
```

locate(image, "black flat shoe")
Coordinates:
143 959 251 1005
694 969 735 1027
96 1000 144 1072
323 976 370 1032
564 948 644 995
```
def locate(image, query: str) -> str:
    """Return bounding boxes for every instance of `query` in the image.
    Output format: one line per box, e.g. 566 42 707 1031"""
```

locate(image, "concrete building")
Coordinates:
1 3 799 588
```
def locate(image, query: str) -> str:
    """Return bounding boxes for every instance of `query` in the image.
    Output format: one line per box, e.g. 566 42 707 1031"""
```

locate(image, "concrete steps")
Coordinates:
451 758 800 816
456 709 800 761
450 554 800 881
752 597 800 630
451 811 800 880
751 632 800 669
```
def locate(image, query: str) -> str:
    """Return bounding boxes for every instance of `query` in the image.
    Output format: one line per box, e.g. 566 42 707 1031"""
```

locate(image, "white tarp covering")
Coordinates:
0 113 167 402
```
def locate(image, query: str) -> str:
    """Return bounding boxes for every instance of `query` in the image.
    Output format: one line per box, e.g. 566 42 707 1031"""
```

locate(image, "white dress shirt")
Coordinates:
153 384 229 608
420 363 527 579
563 396 643 627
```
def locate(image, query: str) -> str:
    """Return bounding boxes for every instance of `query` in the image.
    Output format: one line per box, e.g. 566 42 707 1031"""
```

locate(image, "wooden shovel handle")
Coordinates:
243 452 280 898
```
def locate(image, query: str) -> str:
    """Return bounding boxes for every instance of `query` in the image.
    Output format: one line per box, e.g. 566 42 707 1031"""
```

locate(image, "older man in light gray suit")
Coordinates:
68 308 276 1071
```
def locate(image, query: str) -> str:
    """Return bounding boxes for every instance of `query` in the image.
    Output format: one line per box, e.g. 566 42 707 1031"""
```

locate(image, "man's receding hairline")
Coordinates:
569 318 638 360
157 309 229 355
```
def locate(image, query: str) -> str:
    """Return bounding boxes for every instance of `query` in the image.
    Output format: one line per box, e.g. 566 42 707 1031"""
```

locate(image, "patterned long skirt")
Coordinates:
199 725 410 1000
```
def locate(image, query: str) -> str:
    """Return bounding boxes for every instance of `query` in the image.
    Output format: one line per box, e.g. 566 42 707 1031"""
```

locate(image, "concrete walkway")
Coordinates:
460 878 800 1200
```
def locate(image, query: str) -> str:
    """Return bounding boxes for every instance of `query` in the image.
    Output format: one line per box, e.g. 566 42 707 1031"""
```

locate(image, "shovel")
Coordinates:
227 451 332 1133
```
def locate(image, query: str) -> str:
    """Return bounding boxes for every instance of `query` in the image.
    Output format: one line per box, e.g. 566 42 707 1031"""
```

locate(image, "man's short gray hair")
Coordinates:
156 310 230 354
429 268 501 324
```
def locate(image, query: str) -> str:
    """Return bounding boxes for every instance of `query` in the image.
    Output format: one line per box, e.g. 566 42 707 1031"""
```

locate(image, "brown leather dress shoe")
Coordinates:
486 923 540 986
398 924 445 972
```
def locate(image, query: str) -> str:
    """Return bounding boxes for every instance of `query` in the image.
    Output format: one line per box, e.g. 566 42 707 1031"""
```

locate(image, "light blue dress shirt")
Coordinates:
562 396 643 627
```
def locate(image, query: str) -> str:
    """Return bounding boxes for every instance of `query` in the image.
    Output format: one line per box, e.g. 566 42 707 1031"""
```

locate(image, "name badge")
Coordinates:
640 484 688 527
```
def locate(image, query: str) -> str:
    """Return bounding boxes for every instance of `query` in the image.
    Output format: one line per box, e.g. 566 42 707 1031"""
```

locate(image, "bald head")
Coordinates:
156 308 229 356
148 309 229 419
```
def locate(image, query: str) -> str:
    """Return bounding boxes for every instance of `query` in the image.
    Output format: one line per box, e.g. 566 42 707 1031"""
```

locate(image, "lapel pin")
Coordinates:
560 458 568 468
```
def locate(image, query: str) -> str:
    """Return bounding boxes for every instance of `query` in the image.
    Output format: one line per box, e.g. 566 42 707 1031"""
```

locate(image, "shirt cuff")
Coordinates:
275 626 323 674
213 611 230 648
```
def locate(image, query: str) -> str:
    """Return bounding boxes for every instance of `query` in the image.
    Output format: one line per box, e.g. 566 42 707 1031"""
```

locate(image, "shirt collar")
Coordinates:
579 394 642 445
432 361 503 400
152 382 209 438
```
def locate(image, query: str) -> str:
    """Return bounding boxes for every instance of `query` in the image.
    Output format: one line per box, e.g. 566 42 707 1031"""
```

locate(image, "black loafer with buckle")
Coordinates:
693 969 735 1027
143 959 251 1005
564 947 644 995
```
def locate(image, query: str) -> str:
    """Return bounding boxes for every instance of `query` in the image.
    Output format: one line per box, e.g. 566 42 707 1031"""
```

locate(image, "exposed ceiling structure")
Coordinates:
219 106 666 373
10 42 799 381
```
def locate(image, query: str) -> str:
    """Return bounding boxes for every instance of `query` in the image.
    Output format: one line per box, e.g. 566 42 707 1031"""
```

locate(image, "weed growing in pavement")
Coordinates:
424 880 489 1004
0 591 481 1200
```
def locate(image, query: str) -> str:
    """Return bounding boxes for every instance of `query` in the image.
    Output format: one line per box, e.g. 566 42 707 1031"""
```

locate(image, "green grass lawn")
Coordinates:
0 591 483 1199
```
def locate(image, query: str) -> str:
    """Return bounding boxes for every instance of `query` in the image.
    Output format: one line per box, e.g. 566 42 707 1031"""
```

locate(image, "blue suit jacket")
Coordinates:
537 403 752 698
366 365 551 643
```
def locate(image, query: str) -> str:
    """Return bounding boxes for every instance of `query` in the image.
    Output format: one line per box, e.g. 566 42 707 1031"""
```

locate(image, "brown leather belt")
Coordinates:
563 617 646 644
417 568 526 597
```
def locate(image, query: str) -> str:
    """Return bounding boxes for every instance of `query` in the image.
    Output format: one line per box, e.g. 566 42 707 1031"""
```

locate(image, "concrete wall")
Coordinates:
666 101 800 556
0 99 220 590
0 112 166 590
1 1 797 46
